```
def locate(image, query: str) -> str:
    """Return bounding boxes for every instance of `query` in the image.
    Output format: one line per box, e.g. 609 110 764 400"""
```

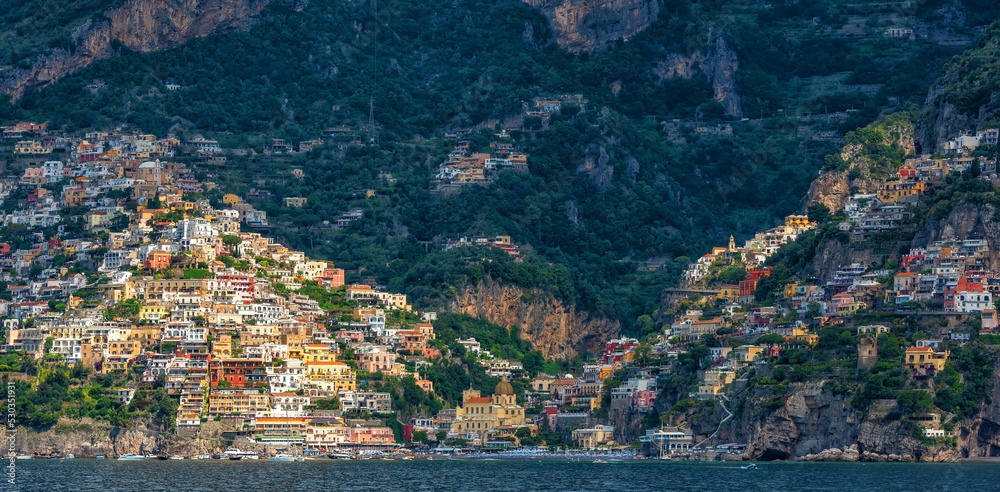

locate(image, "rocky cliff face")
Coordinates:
807 119 915 212
1 0 269 100
652 29 742 118
806 170 850 213
917 83 978 154
720 383 958 461
913 201 1000 270
522 0 659 53
705 34 741 118
449 277 620 359
916 26 1000 152
0 417 222 458
958 362 1000 458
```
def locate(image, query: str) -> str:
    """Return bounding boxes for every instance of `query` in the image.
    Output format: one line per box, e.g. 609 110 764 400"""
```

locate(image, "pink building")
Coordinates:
631 390 657 411
347 426 395 444
319 268 345 288
356 351 399 374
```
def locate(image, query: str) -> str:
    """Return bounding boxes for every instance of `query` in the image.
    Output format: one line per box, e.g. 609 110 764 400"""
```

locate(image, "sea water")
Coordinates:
9 459 996 491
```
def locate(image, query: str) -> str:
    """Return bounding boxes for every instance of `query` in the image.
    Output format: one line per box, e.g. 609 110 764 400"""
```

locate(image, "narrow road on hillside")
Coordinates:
693 395 733 450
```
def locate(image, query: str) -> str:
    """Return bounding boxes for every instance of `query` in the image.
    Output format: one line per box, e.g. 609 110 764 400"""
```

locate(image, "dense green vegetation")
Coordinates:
936 23 1000 118
3 0 997 331
3 362 177 430
0 0 126 67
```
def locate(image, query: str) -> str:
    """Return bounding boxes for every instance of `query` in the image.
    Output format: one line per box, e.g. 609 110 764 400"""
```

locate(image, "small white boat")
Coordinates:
224 449 259 460
327 452 352 460
741 463 757 470
65 454 75 459
169 455 185 460
593 459 608 464
15 455 33 460
117 454 151 461
95 455 105 460
267 454 297 462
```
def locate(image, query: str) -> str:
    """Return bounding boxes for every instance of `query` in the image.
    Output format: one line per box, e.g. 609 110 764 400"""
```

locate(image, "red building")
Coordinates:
900 253 925 269
79 152 101 163
215 273 256 296
210 358 267 387
739 278 759 298
631 390 657 410
746 267 773 281
599 338 639 364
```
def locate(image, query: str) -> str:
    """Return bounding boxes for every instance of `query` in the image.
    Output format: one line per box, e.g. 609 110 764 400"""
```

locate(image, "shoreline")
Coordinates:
957 456 1000 463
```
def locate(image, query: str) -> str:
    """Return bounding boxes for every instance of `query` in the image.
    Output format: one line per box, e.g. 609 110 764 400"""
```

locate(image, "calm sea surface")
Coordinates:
8 459 999 491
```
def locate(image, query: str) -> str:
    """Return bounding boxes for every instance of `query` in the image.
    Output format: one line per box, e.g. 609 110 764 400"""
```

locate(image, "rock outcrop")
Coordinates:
806 170 850 213
449 277 620 359
912 201 1000 270
522 0 659 53
807 116 914 212
705 33 741 118
958 359 1000 457
1 0 269 100
652 29 742 118
716 383 961 462
0 417 222 458
916 25 1000 152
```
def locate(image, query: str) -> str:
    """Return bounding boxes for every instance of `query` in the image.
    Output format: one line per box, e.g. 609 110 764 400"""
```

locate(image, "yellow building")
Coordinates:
837 301 867 316
697 369 736 398
65 188 87 207
878 179 926 203
213 334 233 358
572 425 615 449
169 201 197 212
734 345 765 365
790 333 820 347
209 389 272 417
784 215 813 228
302 343 337 363
783 283 799 299
450 377 526 444
903 347 949 375
719 284 740 302
305 361 356 393
138 304 170 321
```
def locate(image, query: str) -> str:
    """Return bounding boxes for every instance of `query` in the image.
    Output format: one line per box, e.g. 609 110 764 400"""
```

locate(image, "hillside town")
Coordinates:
434 139 529 189
0 122 672 458
666 128 1000 437
5 119 1000 460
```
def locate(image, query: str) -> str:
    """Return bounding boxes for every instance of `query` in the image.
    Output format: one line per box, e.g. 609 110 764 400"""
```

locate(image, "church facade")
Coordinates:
449 376 528 444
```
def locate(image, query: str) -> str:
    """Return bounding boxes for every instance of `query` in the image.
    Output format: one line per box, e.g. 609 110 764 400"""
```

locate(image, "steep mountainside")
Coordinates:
725 382 959 461
522 0 659 53
3 0 1000 355
450 277 620 359
919 23 1000 150
0 0 268 100
808 112 916 212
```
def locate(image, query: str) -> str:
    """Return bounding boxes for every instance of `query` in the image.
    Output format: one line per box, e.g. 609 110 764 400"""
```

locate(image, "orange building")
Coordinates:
145 250 172 270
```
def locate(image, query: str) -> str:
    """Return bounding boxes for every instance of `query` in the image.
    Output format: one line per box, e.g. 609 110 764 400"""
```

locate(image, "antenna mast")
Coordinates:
368 0 378 145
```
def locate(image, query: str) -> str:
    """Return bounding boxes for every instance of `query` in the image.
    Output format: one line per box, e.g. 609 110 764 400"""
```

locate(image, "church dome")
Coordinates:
494 377 514 396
